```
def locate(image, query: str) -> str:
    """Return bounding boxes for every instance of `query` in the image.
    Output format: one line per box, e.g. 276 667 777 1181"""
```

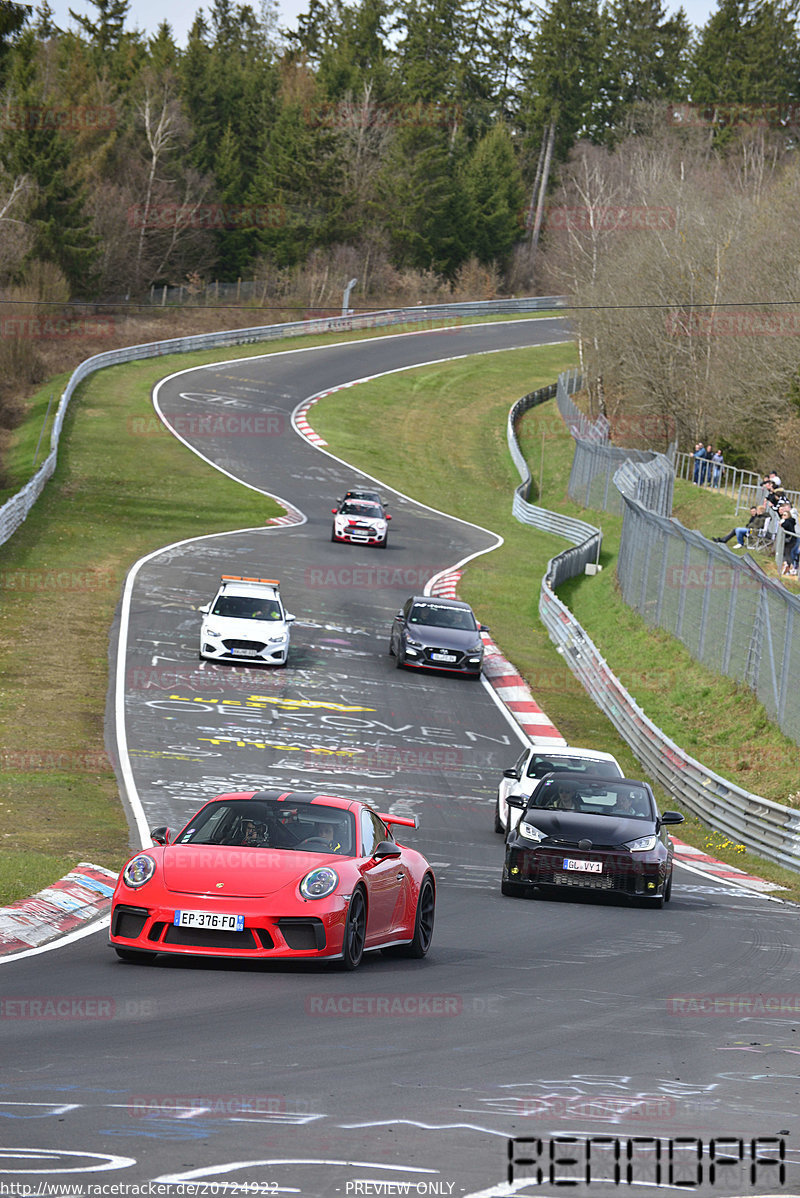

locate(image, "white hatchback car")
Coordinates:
199 576 295 666
495 745 625 835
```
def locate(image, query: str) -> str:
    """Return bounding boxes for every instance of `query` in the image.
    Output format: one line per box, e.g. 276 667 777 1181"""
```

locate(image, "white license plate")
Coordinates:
431 652 457 662
563 859 602 873
174 911 245 930
231 648 259 657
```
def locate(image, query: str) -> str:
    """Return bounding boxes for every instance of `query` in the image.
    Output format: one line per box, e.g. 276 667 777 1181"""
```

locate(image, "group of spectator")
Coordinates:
692 442 725 488
711 470 798 577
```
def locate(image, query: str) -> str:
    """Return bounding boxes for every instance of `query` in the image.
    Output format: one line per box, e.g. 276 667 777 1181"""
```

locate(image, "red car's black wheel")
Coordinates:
341 888 366 970
403 875 435 958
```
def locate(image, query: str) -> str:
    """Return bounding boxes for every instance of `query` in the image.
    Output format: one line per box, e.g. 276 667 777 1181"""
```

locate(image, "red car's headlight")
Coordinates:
122 854 156 888
300 867 339 899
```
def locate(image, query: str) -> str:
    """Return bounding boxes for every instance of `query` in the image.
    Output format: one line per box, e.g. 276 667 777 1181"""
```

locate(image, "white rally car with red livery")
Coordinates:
331 497 391 547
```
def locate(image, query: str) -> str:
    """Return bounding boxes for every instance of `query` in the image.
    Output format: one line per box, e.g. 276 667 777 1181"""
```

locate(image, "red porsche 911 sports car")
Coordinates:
109 789 435 969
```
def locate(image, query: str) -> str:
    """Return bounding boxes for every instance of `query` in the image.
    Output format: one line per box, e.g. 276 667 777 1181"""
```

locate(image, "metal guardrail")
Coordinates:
507 370 800 873
507 379 601 587
0 296 567 551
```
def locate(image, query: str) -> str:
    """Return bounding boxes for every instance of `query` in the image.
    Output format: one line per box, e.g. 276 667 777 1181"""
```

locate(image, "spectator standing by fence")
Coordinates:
693 442 705 484
711 448 724 489
700 443 713 485
779 504 798 576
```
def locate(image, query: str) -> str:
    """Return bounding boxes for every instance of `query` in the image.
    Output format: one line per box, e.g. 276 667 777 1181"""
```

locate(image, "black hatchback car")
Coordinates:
389 595 488 677
502 773 684 906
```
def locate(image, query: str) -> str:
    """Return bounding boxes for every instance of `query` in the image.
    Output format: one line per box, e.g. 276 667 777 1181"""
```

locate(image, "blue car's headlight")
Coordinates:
300 866 339 899
122 854 156 888
625 835 657 853
405 637 424 649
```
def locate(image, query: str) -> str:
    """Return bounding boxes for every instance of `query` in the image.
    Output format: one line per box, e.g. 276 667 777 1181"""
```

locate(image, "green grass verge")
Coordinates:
312 346 800 902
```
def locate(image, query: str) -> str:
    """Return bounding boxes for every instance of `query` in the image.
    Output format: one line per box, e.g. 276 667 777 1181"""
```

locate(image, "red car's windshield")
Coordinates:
176 800 356 855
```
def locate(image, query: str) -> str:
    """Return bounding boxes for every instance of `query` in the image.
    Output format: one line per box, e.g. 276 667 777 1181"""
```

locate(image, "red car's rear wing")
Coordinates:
378 813 418 829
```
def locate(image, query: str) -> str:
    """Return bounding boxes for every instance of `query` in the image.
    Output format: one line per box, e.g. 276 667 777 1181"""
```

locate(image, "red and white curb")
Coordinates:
267 507 304 526
430 572 566 747
671 838 786 893
0 863 117 956
295 394 329 446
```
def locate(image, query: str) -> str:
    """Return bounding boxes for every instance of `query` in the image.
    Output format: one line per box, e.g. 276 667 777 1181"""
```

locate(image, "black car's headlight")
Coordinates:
405 636 424 649
625 834 657 852
300 867 339 899
518 820 546 843
468 640 484 654
122 854 156 888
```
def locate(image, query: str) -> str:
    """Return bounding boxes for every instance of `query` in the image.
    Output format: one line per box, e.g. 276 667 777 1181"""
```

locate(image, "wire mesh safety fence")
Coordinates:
0 296 566 551
506 370 800 870
615 485 800 747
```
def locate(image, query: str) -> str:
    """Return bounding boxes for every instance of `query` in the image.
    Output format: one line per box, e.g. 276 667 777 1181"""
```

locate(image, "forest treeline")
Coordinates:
1 0 800 468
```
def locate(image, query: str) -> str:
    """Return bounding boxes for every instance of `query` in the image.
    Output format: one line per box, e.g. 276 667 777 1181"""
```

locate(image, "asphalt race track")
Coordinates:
1 319 799 1198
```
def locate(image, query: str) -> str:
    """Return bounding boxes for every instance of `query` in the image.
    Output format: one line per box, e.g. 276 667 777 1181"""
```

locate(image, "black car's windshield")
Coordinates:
211 596 282 620
409 603 476 631
176 800 355 855
341 501 383 518
527 779 653 819
525 755 620 780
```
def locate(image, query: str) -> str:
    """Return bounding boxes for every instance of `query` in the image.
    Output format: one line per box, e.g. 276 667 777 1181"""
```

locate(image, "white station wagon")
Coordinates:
199 575 295 666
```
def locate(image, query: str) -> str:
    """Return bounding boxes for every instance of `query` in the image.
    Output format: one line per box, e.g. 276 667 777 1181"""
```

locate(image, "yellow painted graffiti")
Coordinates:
168 693 374 713
198 736 358 755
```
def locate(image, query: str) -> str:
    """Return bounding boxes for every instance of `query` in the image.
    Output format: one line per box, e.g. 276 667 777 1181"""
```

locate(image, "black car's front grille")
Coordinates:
511 847 650 895
222 639 266 652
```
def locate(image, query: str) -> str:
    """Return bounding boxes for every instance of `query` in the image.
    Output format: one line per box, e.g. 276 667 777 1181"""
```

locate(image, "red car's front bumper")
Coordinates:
109 897 349 960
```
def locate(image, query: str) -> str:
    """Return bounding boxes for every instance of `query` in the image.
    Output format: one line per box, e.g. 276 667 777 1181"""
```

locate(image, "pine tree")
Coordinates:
461 123 525 266
376 125 470 275
691 0 800 110
3 29 98 290
67 0 129 56
519 0 605 251
1 0 29 84
602 0 690 132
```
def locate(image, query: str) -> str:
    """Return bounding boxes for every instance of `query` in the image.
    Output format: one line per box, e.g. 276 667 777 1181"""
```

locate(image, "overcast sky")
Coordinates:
47 0 717 50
